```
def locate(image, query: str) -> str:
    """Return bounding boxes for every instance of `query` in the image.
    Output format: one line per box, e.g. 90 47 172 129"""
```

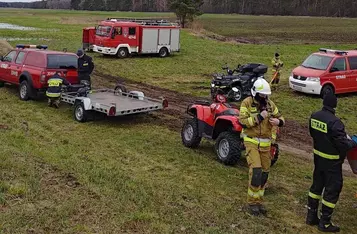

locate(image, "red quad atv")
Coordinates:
181 94 279 166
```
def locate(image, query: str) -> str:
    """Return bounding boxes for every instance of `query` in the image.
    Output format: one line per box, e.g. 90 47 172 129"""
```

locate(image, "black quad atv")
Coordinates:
211 63 268 102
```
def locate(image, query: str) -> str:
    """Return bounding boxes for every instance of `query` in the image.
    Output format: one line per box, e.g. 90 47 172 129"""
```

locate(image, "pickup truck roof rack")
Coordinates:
319 48 347 55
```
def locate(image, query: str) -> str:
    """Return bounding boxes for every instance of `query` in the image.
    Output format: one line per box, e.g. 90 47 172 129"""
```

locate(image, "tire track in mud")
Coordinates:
92 71 355 175
93 71 310 146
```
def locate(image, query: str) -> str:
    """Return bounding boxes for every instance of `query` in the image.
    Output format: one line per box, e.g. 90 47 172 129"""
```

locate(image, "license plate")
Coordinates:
292 85 302 91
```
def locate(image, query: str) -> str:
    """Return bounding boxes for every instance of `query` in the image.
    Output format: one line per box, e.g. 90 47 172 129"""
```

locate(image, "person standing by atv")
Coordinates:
77 49 94 89
271 53 283 89
239 78 285 216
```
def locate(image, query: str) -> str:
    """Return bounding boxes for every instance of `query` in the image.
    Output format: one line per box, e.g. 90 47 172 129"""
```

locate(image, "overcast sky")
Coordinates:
0 0 35 2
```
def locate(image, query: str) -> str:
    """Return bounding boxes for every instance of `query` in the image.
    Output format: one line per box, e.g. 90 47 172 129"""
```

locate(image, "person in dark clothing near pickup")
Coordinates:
46 71 70 108
77 49 94 89
306 92 357 233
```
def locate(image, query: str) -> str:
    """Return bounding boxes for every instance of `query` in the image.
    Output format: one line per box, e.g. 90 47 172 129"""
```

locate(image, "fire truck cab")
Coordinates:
90 18 181 58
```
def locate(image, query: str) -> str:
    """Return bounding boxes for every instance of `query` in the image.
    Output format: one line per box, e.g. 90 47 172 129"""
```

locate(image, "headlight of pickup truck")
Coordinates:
306 77 320 82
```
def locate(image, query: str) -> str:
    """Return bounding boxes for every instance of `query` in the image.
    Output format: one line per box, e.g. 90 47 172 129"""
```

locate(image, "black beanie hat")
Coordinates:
323 92 337 109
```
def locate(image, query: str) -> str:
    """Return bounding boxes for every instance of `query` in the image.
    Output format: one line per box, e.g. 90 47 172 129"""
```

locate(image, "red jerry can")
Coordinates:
347 147 357 175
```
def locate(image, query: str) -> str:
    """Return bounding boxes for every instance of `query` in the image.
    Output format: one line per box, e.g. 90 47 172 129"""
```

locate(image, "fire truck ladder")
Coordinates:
106 18 179 26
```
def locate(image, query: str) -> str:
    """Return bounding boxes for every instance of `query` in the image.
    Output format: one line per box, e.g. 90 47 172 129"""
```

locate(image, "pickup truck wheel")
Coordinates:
19 80 31 101
181 118 202 148
215 131 241 165
117 48 128 58
270 143 279 167
159 47 169 58
74 103 88 123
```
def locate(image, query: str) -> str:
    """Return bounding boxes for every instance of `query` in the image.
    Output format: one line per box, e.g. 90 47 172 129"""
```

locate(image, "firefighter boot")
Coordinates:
48 98 52 107
258 204 267 216
53 98 60 109
318 205 340 233
248 204 260 216
306 208 319 226
306 197 320 226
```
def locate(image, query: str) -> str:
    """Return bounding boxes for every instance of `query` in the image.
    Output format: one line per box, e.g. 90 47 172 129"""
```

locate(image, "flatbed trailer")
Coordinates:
61 88 168 122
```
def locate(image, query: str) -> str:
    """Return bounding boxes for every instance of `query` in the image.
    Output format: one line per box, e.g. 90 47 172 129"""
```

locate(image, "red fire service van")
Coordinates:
85 18 181 58
289 48 357 97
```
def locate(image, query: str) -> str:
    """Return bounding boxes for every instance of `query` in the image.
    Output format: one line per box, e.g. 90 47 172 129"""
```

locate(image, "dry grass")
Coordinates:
0 40 13 55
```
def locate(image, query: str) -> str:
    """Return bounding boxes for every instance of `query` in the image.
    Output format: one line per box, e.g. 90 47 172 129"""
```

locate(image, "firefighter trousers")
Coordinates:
271 72 280 89
48 97 61 108
308 156 343 222
245 141 271 205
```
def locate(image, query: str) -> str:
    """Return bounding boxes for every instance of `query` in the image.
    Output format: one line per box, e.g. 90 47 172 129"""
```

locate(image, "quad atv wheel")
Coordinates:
181 118 201 148
215 131 241 165
270 143 280 167
114 84 127 95
228 86 244 102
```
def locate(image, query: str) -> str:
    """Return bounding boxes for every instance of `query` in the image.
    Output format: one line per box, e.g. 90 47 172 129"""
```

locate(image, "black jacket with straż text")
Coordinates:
309 106 356 161
77 54 94 79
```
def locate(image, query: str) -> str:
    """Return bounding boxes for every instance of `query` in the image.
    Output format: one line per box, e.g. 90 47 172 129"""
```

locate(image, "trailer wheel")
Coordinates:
117 48 129 58
74 102 89 123
159 47 169 58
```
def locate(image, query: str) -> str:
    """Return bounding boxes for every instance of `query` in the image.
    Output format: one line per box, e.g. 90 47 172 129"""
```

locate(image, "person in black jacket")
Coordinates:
306 92 357 232
46 71 70 108
77 49 94 88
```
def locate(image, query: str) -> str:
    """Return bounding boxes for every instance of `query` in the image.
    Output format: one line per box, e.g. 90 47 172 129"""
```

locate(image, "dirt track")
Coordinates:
92 71 355 176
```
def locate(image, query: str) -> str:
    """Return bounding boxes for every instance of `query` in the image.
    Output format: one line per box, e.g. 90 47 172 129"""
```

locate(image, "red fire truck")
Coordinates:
83 18 181 58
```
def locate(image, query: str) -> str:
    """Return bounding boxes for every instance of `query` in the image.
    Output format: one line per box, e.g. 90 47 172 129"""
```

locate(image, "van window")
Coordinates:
15 52 26 64
3 51 17 62
348 57 357 70
24 52 46 67
302 54 333 70
331 58 346 71
129 27 136 35
47 54 77 69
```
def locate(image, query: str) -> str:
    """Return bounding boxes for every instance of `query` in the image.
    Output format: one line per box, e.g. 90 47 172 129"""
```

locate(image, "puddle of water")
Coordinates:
0 37 51 41
0 23 38 31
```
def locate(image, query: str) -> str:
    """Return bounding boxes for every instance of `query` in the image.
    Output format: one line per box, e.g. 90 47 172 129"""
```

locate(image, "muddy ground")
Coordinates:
92 71 354 176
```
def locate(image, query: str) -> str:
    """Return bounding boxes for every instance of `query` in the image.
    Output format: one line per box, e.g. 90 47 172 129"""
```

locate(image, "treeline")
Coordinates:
2 0 357 18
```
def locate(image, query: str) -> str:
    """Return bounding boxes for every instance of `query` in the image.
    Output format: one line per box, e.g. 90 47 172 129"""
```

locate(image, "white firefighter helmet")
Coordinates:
251 78 271 96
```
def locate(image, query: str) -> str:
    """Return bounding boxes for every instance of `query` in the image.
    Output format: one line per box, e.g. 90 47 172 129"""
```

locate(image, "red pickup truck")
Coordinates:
0 45 79 100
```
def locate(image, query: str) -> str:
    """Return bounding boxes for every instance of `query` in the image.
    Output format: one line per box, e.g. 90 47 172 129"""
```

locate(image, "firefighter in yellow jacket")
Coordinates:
271 53 284 89
239 78 285 216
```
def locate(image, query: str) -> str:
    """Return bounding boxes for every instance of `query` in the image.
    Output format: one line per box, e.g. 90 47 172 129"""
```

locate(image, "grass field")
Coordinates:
1 8 357 233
